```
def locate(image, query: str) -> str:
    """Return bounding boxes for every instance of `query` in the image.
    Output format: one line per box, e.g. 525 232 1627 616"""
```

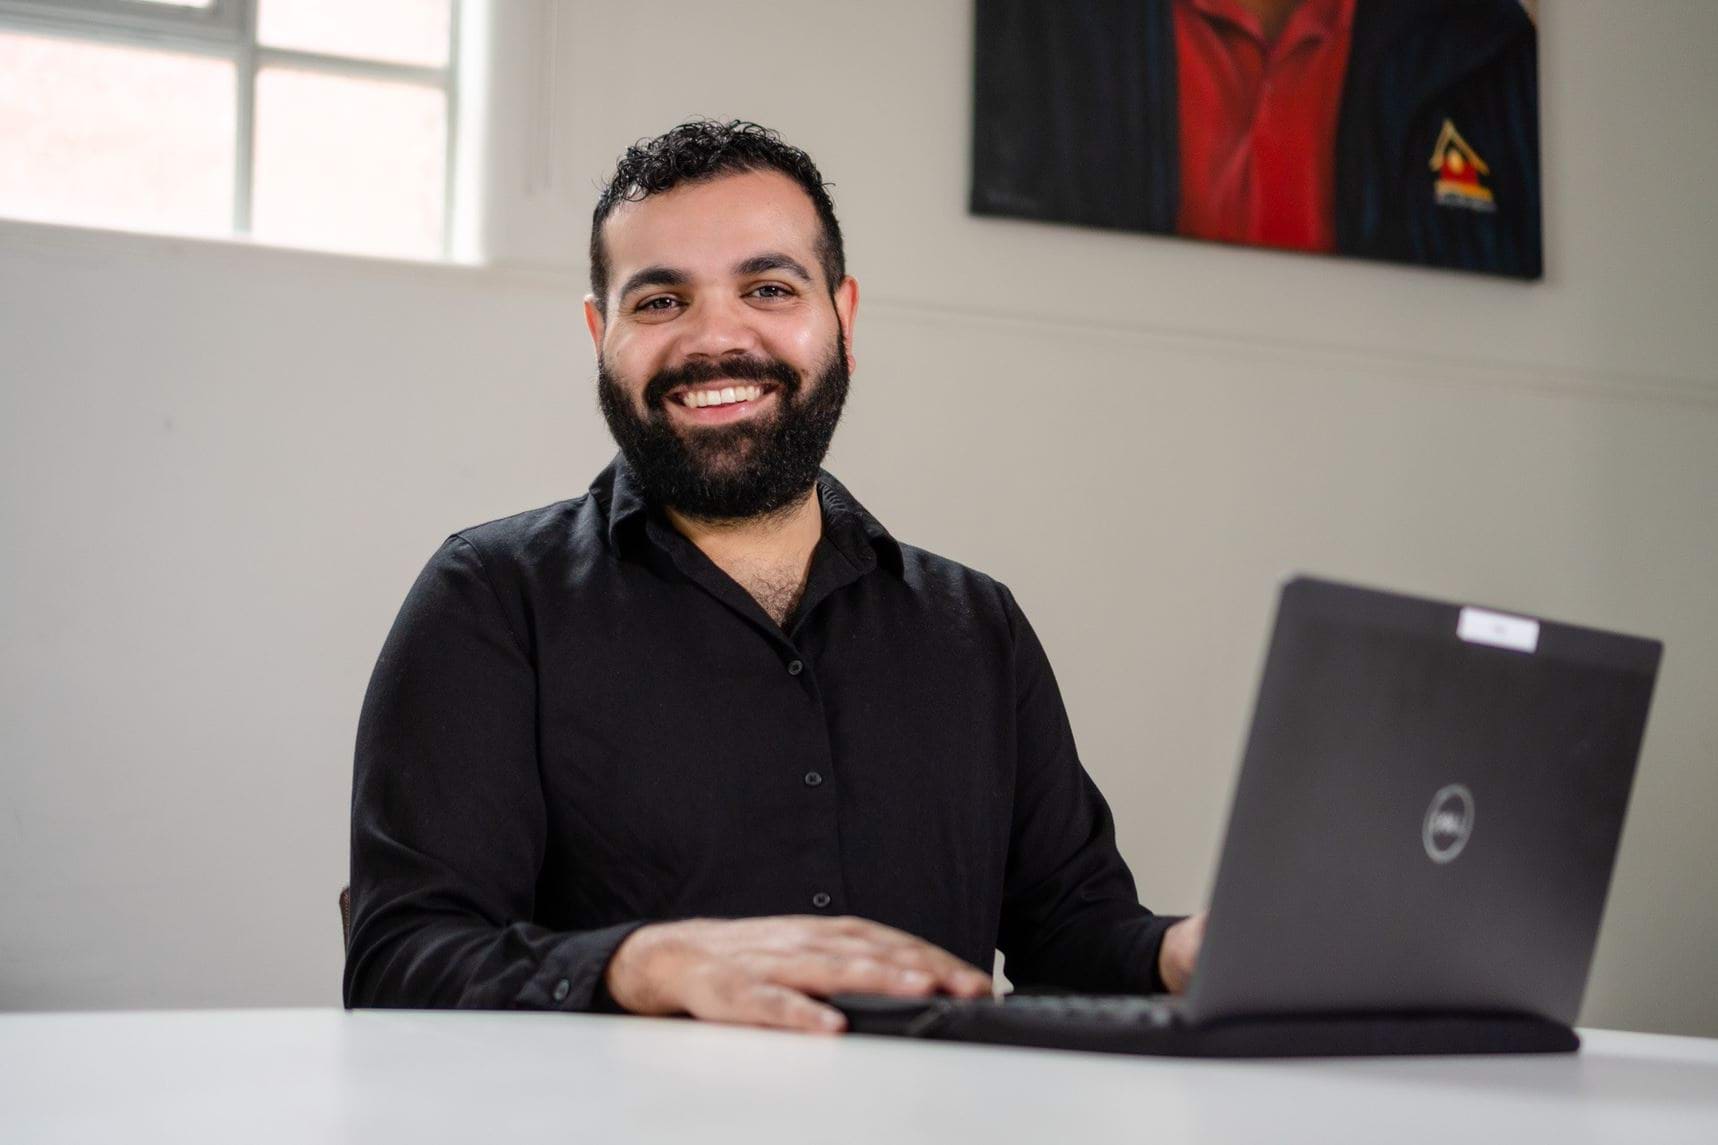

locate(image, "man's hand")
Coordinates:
603 915 994 1033
1157 912 1207 995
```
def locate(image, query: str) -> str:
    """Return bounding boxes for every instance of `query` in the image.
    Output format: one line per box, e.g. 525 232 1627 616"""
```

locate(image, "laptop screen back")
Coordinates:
1187 577 1660 1026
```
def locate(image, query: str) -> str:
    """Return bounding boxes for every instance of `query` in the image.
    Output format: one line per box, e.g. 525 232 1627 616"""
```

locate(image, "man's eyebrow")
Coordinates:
617 265 690 300
733 253 814 283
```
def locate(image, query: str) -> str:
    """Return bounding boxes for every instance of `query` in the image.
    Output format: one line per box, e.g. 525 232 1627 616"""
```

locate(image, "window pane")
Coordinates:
257 0 453 68
251 67 446 259
0 32 234 236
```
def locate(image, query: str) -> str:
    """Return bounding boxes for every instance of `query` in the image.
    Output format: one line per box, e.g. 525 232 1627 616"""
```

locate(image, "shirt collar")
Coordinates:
592 452 904 577
1182 0 1355 47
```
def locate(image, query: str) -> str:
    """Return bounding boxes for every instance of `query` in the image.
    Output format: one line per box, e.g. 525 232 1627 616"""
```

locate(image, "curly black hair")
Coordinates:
589 119 845 314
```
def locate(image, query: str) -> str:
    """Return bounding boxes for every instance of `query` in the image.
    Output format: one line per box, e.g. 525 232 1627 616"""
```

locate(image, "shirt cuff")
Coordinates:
514 920 654 1012
1142 913 1188 995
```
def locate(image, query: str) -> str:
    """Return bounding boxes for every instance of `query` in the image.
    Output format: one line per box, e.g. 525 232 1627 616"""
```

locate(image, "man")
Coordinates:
344 120 1205 1033
972 0 1542 278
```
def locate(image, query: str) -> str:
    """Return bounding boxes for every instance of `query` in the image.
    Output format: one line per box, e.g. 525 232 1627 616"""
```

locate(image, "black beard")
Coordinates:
597 332 850 523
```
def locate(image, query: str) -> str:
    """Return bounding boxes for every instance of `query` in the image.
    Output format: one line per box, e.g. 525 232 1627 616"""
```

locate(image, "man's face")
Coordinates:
586 169 859 521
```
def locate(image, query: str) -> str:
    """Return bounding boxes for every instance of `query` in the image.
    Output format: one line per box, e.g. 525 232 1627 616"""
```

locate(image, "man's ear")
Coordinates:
833 275 859 374
583 295 606 358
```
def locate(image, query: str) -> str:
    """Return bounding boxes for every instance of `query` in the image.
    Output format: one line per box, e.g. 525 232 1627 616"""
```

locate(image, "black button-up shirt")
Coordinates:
344 455 1177 1012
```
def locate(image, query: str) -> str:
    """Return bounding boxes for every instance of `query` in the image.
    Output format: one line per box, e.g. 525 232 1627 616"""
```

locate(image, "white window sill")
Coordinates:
0 214 586 293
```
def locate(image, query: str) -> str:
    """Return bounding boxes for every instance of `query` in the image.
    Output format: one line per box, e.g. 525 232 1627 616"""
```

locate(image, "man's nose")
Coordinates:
674 293 764 361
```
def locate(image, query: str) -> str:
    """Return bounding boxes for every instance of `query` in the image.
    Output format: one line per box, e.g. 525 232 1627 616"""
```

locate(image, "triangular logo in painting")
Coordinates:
1429 119 1497 212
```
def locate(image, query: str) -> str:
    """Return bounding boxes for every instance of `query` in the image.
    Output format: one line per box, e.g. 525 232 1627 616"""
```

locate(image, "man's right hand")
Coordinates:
602 915 994 1033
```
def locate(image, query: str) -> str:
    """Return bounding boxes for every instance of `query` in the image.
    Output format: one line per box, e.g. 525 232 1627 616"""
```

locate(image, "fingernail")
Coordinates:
901 970 932 988
820 1011 845 1031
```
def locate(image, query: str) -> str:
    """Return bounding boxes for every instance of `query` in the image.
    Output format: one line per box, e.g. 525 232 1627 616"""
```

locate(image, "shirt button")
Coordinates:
812 892 832 909
804 771 823 787
787 659 804 676
552 978 571 1003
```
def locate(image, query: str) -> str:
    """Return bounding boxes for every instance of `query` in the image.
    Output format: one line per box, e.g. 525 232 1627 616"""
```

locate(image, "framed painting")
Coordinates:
972 0 1543 279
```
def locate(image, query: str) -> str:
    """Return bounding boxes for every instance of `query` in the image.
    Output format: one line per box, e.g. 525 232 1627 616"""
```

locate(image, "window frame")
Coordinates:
0 0 463 259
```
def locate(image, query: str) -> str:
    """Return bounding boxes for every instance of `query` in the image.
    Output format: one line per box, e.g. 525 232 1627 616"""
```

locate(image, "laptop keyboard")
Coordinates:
977 992 1181 1028
828 990 1185 1040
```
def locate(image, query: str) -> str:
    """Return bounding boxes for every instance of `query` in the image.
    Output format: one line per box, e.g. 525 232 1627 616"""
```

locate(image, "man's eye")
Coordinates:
636 296 680 312
750 284 793 299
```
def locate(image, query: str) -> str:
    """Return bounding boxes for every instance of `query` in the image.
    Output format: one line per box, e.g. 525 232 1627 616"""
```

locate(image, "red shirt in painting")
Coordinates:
1173 0 1359 252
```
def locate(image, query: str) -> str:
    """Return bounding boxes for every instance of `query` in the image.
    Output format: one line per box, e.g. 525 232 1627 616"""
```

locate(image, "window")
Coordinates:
0 0 462 260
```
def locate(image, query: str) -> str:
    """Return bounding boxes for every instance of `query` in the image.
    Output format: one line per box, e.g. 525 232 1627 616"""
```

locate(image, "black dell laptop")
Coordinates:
834 575 1662 1058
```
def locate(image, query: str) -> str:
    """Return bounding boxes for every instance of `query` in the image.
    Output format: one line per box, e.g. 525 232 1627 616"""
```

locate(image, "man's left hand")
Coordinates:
1158 912 1207 995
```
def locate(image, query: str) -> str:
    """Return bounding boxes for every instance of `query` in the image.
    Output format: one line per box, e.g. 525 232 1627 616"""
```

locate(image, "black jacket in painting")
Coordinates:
972 0 1542 279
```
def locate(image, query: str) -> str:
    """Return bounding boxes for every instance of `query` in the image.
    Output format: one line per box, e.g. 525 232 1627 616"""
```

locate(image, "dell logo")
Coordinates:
1423 784 1474 864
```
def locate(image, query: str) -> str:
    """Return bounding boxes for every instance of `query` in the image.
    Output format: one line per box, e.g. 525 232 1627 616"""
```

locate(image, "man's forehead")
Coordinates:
603 169 822 278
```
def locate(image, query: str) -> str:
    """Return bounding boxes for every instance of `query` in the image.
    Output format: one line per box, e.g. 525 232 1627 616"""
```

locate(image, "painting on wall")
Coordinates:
971 0 1542 279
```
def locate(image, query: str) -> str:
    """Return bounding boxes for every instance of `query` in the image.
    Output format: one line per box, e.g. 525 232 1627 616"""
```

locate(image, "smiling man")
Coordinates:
344 120 1205 1033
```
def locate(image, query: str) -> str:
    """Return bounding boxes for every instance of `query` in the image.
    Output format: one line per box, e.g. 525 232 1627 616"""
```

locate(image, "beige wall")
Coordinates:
2 1 1715 1036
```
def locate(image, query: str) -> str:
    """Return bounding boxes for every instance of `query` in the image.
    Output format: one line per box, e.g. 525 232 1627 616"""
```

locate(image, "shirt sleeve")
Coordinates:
995 586 1184 994
343 534 649 1012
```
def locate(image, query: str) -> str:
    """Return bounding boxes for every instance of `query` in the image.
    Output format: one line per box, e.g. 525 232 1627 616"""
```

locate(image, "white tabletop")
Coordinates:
3 1008 1716 1144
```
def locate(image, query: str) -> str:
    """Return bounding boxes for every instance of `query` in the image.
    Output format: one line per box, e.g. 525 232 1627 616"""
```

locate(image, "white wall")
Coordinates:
2 0 1715 1036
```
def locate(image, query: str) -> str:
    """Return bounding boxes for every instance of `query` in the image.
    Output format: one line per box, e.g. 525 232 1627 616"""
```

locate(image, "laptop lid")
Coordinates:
1185 576 1661 1027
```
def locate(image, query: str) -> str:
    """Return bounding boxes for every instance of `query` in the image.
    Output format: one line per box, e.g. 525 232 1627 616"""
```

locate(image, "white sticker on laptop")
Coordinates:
1457 606 1539 653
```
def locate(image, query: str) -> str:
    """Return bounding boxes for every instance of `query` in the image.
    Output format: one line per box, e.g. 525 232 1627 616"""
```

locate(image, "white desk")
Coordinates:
3 1008 1716 1144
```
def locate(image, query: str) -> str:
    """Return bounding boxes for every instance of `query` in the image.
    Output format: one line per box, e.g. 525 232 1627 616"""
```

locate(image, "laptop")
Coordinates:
832 575 1662 1058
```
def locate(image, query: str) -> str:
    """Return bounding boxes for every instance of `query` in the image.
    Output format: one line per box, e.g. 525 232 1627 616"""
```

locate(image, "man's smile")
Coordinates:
666 381 781 425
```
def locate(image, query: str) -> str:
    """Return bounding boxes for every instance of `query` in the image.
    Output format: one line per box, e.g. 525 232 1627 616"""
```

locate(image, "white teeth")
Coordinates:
681 384 766 409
